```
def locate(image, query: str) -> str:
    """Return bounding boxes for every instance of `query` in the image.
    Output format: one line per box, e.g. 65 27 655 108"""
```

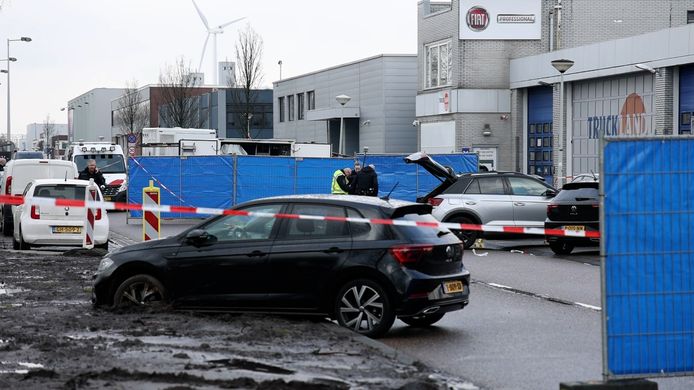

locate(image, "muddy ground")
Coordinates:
0 250 476 390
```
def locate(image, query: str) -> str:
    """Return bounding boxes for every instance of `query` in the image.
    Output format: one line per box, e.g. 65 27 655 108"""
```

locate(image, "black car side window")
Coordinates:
346 207 371 239
283 204 349 239
204 204 282 242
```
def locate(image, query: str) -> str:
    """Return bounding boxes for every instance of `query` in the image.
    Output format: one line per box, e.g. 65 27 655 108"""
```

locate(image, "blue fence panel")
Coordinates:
604 138 694 377
180 156 234 218
236 156 296 204
128 157 182 219
128 153 479 217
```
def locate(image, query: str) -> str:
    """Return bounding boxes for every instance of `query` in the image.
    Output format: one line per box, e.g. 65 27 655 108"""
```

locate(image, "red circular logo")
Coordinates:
467 6 489 32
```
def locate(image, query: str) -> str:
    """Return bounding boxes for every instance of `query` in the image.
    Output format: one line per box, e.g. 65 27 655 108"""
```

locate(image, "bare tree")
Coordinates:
114 80 149 137
229 25 264 138
42 114 55 157
158 58 203 128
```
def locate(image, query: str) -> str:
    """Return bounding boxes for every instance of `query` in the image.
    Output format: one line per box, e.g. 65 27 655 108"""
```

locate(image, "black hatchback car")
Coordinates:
545 181 600 254
93 195 470 338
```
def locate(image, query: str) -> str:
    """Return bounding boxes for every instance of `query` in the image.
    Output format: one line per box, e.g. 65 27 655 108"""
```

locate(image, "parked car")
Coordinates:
570 173 599 183
13 179 109 250
545 180 599 254
0 159 79 236
92 195 470 338
405 152 557 248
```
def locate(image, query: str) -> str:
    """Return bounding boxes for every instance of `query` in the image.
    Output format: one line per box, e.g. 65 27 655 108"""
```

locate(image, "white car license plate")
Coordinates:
53 226 81 234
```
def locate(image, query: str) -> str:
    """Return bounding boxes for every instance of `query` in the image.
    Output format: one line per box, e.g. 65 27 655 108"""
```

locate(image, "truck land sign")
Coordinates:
587 93 651 139
460 0 541 40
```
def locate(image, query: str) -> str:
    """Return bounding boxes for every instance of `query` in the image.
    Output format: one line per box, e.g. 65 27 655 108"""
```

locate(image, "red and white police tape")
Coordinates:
0 194 600 239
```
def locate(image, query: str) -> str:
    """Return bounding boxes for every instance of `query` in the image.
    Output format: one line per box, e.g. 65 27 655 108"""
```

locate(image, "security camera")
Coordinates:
361 120 371 126
412 120 420 127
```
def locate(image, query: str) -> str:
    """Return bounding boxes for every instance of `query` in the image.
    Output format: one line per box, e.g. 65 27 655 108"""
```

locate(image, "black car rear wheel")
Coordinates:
335 279 395 338
549 240 575 255
448 216 478 249
113 275 168 308
400 313 445 327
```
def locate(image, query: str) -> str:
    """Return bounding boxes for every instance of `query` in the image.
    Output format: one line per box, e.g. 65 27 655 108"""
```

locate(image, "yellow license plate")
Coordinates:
104 196 112 201
564 225 585 232
443 281 464 294
54 226 81 234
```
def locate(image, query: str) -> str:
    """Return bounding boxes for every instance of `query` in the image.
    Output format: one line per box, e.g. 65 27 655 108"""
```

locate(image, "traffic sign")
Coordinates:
127 133 137 143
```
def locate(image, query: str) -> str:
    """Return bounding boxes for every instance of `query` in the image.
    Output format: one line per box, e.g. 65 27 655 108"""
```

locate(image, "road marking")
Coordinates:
474 280 602 311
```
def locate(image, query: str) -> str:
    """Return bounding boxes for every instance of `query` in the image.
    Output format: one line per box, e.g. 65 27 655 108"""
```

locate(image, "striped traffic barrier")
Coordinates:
142 180 160 241
83 179 98 249
0 193 600 240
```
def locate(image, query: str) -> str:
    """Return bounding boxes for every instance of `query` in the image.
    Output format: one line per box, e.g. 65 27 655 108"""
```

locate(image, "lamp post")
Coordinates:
246 113 253 139
6 37 32 141
278 60 283 80
551 58 574 187
335 94 351 155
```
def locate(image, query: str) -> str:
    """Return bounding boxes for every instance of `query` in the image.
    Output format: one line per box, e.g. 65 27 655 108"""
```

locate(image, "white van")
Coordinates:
0 159 79 236
65 143 127 202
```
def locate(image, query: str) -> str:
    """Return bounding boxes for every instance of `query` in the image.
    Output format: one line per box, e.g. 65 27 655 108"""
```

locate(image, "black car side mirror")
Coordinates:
185 229 214 245
544 189 558 198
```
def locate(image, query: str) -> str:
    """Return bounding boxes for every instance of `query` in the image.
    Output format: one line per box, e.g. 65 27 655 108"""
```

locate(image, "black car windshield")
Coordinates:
75 154 125 173
395 213 458 244
555 186 599 202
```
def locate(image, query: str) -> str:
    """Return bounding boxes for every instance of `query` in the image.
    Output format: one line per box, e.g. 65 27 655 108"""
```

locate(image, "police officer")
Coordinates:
331 167 352 194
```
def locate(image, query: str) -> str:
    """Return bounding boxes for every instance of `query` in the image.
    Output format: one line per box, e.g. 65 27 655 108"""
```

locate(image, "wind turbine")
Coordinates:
192 0 245 85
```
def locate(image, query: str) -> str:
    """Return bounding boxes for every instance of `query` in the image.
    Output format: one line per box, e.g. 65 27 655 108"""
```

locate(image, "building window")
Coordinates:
425 40 451 88
297 93 305 120
688 10 694 24
288 95 295 121
307 90 315 110
278 97 285 122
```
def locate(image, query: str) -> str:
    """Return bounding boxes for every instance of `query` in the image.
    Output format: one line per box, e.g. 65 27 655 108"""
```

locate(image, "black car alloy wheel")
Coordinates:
335 279 395 338
113 275 168 308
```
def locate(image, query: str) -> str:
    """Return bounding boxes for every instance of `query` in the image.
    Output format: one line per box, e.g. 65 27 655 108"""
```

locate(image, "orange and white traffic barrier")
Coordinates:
83 179 98 249
142 180 161 241
0 194 600 239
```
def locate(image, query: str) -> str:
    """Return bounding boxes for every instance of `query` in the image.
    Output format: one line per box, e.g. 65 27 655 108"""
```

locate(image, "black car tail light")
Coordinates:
547 204 558 218
390 244 434 264
428 197 444 207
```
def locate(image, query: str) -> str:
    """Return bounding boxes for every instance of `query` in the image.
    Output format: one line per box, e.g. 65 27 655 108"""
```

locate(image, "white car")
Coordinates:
12 179 109 250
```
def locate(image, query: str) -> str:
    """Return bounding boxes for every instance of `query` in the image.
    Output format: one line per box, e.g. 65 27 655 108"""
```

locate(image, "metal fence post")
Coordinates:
599 127 608 381
232 154 238 206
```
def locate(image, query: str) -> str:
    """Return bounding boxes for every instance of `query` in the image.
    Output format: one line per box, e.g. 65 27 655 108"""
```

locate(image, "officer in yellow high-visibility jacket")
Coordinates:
331 168 352 194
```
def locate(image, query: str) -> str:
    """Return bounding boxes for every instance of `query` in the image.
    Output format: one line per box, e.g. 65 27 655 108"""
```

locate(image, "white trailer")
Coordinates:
141 128 217 145
141 128 218 157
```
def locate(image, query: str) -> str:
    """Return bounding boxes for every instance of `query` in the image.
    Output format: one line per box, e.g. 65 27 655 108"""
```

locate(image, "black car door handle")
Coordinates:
247 250 266 257
323 247 344 254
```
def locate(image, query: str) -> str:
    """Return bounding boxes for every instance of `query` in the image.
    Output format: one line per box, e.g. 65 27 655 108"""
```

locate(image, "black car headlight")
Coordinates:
97 257 114 273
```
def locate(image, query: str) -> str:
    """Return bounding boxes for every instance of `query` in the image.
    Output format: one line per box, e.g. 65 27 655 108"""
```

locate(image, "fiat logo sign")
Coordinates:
467 6 489 32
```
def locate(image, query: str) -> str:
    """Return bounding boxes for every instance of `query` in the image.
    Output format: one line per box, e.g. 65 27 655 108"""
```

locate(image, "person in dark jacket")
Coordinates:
78 159 106 187
351 164 378 196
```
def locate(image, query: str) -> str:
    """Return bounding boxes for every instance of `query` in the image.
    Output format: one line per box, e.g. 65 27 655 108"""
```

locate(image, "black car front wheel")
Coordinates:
400 313 445 327
113 274 168 308
334 279 395 338
549 240 575 255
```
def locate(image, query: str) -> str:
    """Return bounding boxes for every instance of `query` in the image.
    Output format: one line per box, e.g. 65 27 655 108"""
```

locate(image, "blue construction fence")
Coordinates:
127 153 479 218
603 137 694 378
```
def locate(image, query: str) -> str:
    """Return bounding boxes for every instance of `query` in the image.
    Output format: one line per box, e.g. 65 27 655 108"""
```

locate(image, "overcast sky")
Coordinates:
0 0 419 138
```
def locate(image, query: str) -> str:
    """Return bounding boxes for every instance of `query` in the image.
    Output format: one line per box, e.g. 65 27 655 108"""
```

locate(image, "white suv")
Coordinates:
405 152 557 248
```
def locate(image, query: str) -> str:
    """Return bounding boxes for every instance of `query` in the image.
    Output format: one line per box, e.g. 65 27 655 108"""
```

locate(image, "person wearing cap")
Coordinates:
331 167 352 195
352 164 379 197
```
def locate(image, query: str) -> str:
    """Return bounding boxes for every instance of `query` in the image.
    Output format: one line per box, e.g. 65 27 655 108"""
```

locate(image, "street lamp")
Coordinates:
246 113 253 138
6 36 32 141
278 60 283 80
336 94 351 155
551 58 574 187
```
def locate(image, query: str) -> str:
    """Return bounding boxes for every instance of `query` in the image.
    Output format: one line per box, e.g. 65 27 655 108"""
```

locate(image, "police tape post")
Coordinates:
83 179 98 249
0 194 600 239
142 180 161 241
